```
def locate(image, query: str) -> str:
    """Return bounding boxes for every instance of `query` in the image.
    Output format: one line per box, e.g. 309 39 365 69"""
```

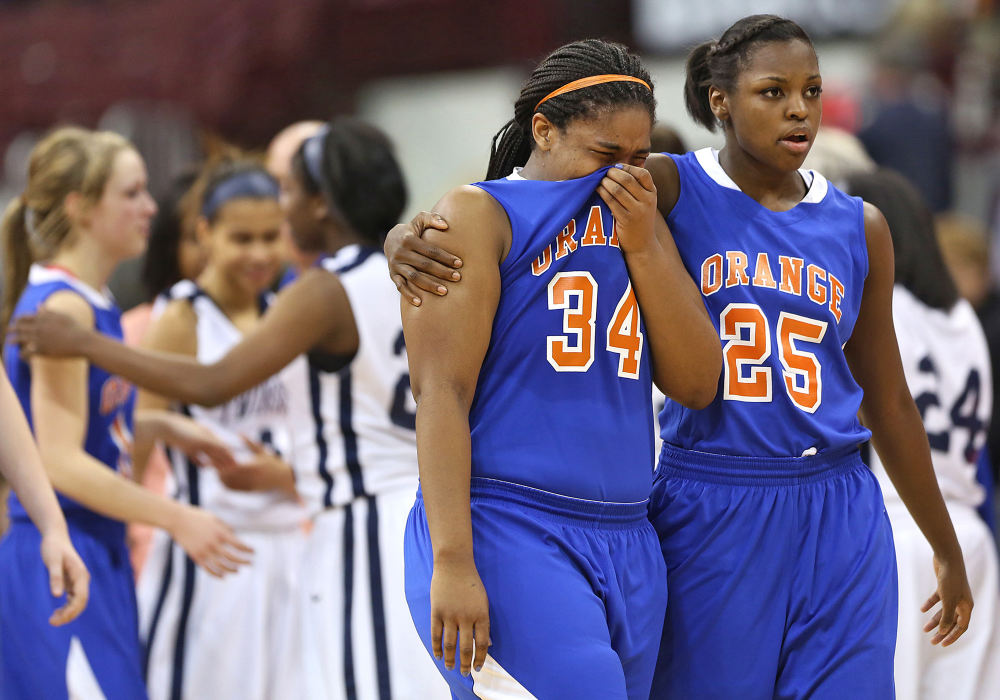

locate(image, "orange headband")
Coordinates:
535 74 652 111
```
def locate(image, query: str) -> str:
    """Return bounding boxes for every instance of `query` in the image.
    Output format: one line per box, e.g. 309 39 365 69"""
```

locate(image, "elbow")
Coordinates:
655 349 722 410
669 381 719 410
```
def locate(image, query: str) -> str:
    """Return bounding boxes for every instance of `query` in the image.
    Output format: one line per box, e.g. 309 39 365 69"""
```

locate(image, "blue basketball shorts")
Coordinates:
0 516 146 700
404 477 667 700
648 445 897 700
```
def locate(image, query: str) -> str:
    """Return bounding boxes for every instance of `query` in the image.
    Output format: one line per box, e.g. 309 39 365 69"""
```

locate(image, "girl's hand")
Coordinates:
384 211 462 307
597 164 659 256
157 413 236 471
922 553 974 646
168 505 253 578
9 309 88 359
39 529 90 626
430 555 491 677
213 436 299 500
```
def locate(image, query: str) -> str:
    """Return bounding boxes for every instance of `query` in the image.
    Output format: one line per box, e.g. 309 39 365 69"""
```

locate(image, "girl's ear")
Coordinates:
63 191 88 228
709 86 730 126
530 113 556 152
311 193 329 223
195 216 213 247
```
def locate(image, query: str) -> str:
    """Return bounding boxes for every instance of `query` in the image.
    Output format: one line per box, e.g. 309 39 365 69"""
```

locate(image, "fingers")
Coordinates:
47 556 65 598
431 615 444 661
473 617 491 674
411 211 451 236
940 601 972 647
392 275 424 308
605 163 656 194
48 557 89 627
239 434 266 456
921 591 940 613
441 618 458 671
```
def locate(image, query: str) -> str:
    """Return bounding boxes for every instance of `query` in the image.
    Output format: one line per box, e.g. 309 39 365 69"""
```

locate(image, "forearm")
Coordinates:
42 446 182 533
415 390 475 564
867 392 963 560
624 240 721 407
80 330 231 406
0 383 67 536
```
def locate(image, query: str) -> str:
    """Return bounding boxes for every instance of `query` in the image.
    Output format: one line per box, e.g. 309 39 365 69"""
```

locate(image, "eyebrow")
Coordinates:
596 140 650 152
756 74 822 83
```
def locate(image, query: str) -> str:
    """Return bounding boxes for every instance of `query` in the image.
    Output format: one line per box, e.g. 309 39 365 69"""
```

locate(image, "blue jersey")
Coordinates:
468 168 654 502
5 265 135 535
660 149 871 457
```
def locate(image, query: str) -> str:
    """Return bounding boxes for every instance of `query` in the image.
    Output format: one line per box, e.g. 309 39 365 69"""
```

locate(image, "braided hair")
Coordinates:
685 15 814 132
487 39 656 181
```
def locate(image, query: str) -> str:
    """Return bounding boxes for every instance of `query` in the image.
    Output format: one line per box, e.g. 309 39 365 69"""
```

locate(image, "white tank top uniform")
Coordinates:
295 244 449 700
869 285 1000 700
137 280 310 700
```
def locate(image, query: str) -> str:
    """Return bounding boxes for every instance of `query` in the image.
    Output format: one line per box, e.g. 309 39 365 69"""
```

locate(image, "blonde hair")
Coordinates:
1 126 132 333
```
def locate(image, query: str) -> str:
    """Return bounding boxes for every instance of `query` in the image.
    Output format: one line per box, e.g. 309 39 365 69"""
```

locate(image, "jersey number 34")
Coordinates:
546 271 643 379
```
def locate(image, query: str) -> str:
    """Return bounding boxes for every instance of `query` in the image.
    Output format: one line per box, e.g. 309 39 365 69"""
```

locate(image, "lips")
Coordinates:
779 130 811 154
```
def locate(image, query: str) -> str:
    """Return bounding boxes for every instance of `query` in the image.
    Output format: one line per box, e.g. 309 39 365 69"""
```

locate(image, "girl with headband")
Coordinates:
11 118 448 698
386 15 974 699
0 126 251 699
135 159 309 700
398 38 718 698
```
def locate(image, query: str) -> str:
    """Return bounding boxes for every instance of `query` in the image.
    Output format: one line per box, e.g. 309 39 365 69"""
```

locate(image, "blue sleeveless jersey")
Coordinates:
468 168 654 502
660 149 871 457
5 265 135 536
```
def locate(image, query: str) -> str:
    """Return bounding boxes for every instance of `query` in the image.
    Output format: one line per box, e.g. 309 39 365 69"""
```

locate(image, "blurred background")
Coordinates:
0 0 996 308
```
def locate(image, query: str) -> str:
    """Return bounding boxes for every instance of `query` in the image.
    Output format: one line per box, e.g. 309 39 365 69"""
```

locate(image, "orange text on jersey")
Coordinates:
700 251 845 323
531 206 619 276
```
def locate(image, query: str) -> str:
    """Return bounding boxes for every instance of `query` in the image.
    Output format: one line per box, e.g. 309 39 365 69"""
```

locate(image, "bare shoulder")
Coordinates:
427 185 510 259
144 297 197 354
42 290 95 329
645 153 681 214
861 201 892 253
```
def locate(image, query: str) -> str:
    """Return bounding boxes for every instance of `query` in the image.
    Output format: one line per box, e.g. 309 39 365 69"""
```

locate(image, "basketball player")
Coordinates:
399 39 720 699
385 16 973 699
11 118 450 699
0 127 251 699
846 168 1000 700
136 160 308 700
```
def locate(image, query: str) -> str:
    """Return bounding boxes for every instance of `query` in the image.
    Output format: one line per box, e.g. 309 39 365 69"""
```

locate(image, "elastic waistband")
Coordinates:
417 478 649 528
658 443 865 486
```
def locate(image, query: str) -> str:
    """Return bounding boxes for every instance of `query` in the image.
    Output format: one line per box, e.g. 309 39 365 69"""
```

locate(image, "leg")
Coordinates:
648 472 789 700
776 466 896 700
405 495 640 700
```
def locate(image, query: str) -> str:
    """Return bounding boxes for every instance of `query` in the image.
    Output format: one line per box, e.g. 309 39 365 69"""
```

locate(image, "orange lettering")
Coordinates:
828 273 844 322
725 251 750 288
779 256 804 295
579 206 607 246
555 220 578 259
752 252 777 289
807 264 827 305
532 245 553 276
701 254 723 295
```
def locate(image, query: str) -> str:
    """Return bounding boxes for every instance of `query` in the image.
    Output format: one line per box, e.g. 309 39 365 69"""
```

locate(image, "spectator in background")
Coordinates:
650 122 687 155
858 47 953 211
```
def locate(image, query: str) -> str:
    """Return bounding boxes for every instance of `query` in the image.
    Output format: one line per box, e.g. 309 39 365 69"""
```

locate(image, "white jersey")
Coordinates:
291 244 419 512
870 285 992 509
164 280 308 530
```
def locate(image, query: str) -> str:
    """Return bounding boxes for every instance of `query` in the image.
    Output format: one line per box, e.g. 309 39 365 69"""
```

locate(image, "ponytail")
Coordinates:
684 41 718 131
1 198 35 340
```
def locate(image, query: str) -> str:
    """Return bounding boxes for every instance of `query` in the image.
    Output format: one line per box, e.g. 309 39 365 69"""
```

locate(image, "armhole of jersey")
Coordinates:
854 197 870 282
471 184 515 273
665 153 687 228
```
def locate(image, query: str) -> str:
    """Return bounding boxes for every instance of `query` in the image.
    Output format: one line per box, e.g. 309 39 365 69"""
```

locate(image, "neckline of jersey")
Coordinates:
30 263 114 309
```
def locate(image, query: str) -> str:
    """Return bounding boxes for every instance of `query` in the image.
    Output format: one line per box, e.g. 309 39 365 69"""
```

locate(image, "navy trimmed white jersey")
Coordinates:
467 167 654 503
5 264 135 533
871 286 991 508
292 244 419 511
660 149 871 458
163 280 307 530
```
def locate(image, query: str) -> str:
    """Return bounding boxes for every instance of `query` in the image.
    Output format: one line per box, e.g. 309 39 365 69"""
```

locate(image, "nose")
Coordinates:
143 191 158 217
786 93 808 121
